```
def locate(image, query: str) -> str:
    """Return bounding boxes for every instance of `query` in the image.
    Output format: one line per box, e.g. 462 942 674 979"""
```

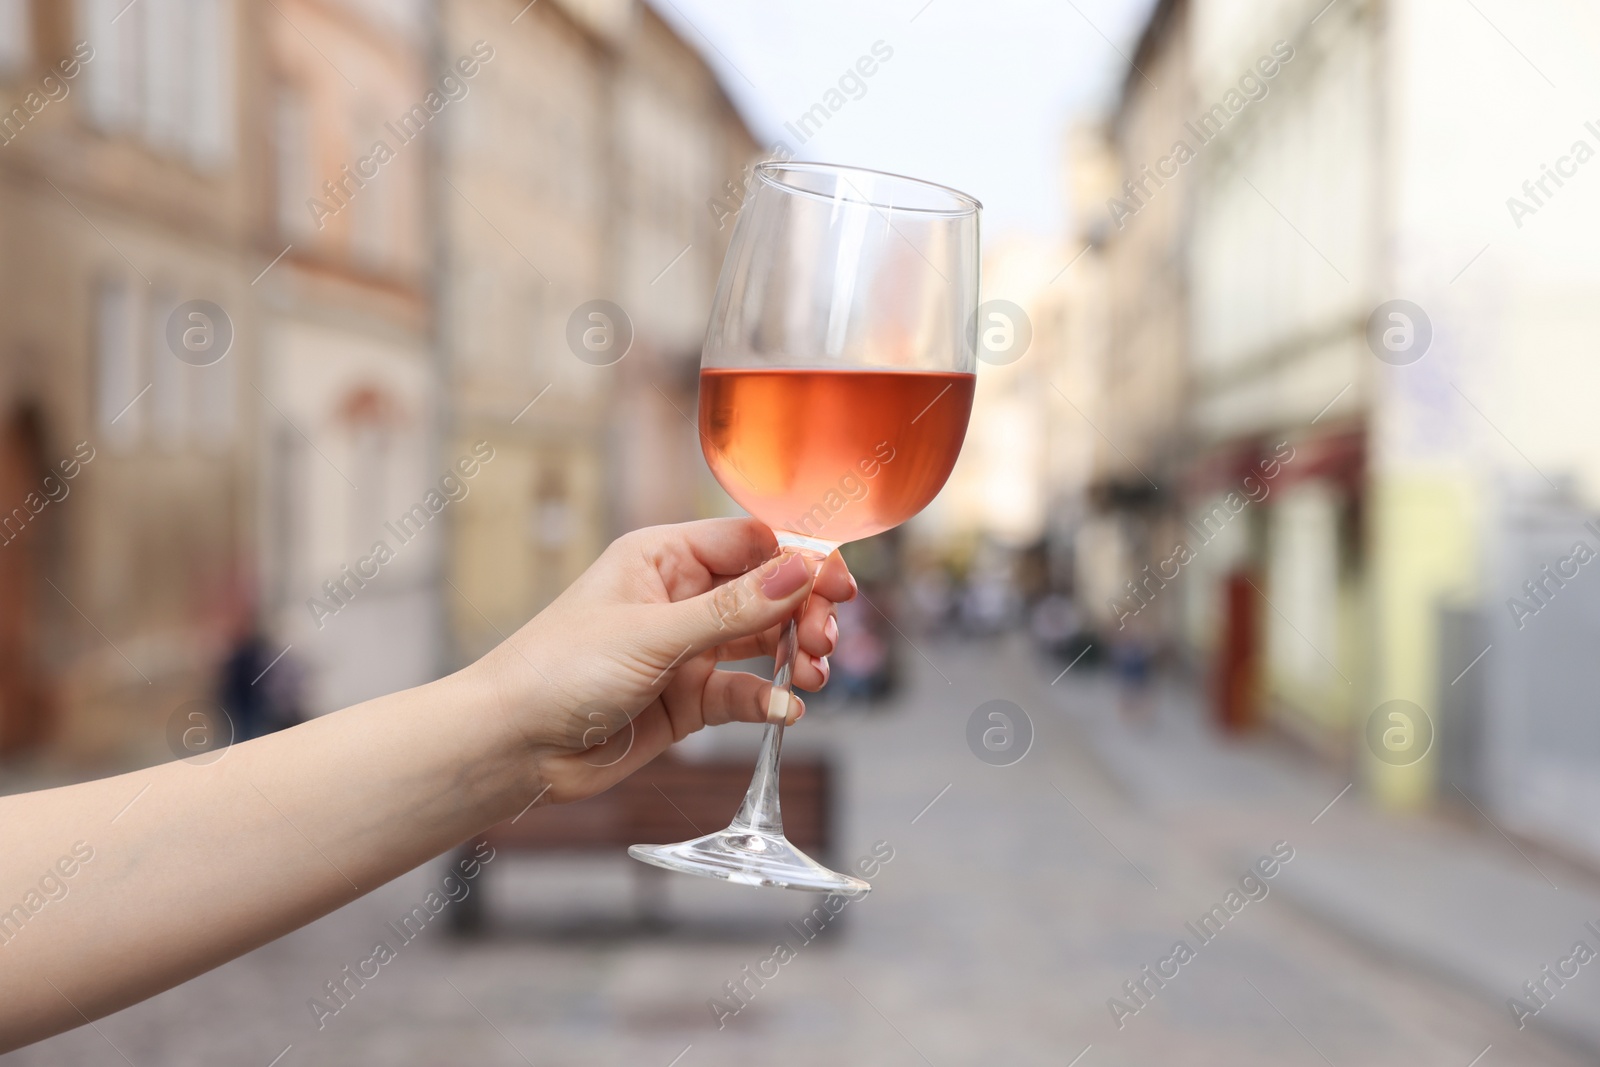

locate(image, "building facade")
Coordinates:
0 0 254 764
258 0 442 715
1119 0 1600 861
438 0 757 664
0 0 762 769
1182 0 1374 752
1079 0 1195 652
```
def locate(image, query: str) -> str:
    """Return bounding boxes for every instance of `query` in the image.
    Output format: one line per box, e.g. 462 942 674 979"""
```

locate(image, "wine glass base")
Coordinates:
629 829 871 895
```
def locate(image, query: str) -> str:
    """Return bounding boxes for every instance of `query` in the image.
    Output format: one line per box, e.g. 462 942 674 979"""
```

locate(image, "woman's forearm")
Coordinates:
0 519 848 1053
0 661 535 1052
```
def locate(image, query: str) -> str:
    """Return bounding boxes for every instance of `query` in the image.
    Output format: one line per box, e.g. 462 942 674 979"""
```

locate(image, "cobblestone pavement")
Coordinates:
6 636 1593 1066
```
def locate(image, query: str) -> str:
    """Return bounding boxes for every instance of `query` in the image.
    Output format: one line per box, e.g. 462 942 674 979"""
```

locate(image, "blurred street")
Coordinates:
11 638 1595 1067
7 0 1600 1059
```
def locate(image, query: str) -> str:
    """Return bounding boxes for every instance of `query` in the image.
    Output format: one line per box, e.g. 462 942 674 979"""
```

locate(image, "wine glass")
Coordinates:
628 161 980 893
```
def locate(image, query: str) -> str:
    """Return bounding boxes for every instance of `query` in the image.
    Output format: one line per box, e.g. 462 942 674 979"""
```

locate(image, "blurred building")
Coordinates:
606 1 757 534
0 0 758 767
1077 0 1376 772
1075 0 1194 648
937 236 1058 553
926 128 1114 618
259 0 444 715
1094 0 1600 856
436 0 614 657
1180 0 1373 756
1078 0 1391 785
0 0 250 764
439 0 757 662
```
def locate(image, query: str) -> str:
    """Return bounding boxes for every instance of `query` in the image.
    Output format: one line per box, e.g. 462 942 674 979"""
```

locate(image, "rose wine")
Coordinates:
699 367 975 545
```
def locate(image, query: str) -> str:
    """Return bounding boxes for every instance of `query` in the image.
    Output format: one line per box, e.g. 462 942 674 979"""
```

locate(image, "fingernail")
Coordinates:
823 614 839 654
788 694 806 726
759 552 809 600
847 570 859 598
756 549 790 580
817 655 830 685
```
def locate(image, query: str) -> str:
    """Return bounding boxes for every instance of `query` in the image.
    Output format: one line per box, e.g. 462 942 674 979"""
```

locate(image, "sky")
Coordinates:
649 0 1158 243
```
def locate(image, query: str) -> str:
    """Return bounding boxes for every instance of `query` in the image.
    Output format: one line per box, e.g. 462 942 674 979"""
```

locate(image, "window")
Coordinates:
452 263 496 365
194 328 236 448
149 288 188 448
78 0 233 165
187 0 234 166
0 0 29 74
349 421 391 555
532 468 572 550
94 277 142 448
78 0 122 128
523 280 547 372
338 386 398 557
275 86 313 237
142 0 184 149
349 114 388 266
271 425 308 602
77 0 146 131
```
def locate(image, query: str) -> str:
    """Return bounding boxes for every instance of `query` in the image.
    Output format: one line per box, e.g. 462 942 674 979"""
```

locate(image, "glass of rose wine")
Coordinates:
628 162 980 893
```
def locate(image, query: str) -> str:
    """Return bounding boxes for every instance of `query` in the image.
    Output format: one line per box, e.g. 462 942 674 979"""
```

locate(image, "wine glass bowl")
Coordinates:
698 366 976 553
628 162 981 893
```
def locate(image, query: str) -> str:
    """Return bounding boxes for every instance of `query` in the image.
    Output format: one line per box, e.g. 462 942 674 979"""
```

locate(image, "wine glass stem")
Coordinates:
728 607 802 836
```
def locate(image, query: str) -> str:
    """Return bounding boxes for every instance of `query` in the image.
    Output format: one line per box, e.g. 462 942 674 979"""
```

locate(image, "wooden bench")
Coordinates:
449 754 836 932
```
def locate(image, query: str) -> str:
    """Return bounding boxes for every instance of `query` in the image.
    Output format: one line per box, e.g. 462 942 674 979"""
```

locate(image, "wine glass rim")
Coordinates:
754 160 982 217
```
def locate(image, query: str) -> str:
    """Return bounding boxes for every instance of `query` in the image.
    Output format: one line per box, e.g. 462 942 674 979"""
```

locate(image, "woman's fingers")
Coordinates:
701 547 853 603
812 550 855 602
665 545 848 697
713 594 839 664
791 651 829 691
639 518 779 603
797 592 838 658
696 669 805 727
657 517 779 579
705 645 828 691
712 634 776 662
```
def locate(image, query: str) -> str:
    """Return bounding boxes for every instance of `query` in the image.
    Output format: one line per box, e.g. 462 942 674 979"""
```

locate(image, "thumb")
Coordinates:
660 550 815 655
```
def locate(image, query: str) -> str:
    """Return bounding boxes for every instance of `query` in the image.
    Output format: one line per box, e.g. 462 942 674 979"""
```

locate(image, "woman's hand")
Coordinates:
472 518 856 805
0 517 855 1050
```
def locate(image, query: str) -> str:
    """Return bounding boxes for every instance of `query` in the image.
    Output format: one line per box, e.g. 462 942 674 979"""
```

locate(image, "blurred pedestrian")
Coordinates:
1112 606 1158 725
217 624 305 742
832 595 890 700
907 568 948 633
1029 591 1084 659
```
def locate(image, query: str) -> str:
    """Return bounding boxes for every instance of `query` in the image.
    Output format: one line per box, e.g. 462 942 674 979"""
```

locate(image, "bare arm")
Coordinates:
0 519 850 1052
